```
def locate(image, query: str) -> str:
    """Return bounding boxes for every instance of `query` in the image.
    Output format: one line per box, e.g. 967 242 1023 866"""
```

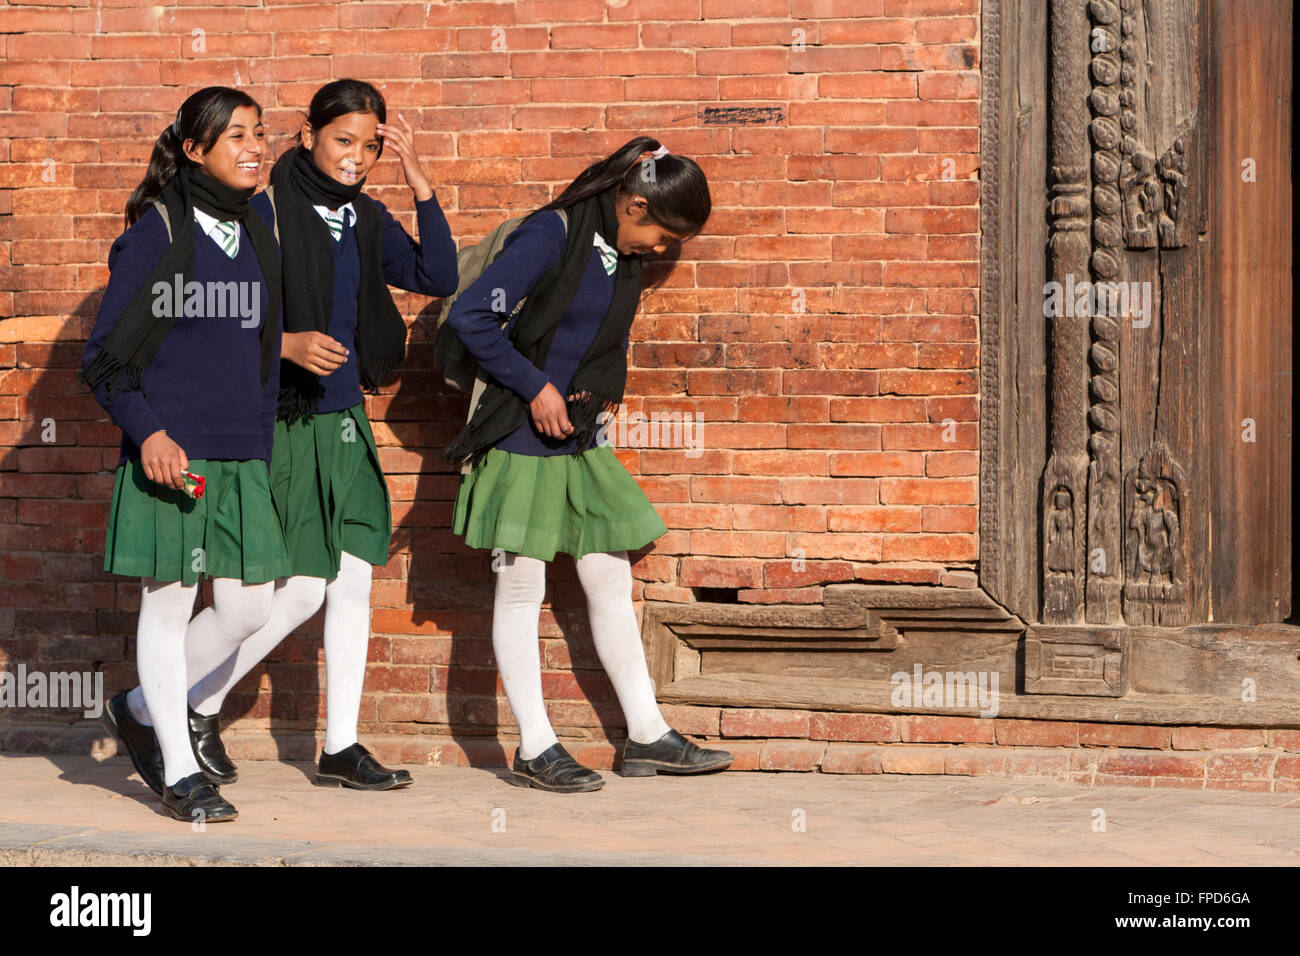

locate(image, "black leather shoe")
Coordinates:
510 743 605 792
187 706 237 785
315 743 413 791
100 691 165 797
620 729 734 777
160 772 237 823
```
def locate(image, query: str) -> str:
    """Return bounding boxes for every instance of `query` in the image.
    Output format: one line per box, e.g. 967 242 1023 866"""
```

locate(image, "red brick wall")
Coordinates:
0 1 982 755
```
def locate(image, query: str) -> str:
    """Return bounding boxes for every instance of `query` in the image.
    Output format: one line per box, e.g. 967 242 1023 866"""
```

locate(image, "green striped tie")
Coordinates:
324 211 343 242
594 232 618 276
213 220 239 259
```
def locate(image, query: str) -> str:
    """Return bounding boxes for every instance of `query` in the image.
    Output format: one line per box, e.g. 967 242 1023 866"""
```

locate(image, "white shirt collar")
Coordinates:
192 207 238 255
313 202 356 226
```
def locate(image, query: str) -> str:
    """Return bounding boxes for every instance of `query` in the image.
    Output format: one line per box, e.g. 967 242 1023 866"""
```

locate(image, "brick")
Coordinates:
1078 723 1171 749
1270 731 1300 752
738 586 824 604
944 748 1008 776
852 563 942 584
721 709 812 739
758 740 825 772
880 477 978 505
1205 753 1276 781
828 506 919 532
879 747 947 774
678 558 762 590
809 713 900 742
659 705 721 737
1004 750 1073 779
732 505 826 532
1171 727 1268 751
1096 752 1206 779
993 719 1080 747
820 743 884 774
901 715 995 744
722 740 765 772
1274 756 1300 779
763 560 853 589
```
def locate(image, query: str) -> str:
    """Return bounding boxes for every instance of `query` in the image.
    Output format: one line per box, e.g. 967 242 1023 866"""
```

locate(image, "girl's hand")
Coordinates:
530 382 573 439
282 331 349 376
141 430 189 491
376 112 433 202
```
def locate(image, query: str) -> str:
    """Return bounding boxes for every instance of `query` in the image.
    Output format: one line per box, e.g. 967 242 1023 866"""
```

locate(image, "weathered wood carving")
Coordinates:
1042 0 1200 643
1123 445 1189 623
1025 624 1127 696
1085 0 1125 622
1041 0 1092 624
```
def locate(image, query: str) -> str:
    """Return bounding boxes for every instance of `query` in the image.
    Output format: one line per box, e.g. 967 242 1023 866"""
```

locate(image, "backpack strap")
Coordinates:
151 198 172 242
263 183 280 244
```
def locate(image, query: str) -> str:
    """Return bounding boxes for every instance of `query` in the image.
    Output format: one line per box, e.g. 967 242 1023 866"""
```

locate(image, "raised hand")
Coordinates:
376 112 433 202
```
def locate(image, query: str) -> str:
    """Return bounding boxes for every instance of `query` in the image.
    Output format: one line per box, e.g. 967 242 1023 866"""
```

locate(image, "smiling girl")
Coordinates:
122 79 459 792
86 87 285 822
443 136 733 791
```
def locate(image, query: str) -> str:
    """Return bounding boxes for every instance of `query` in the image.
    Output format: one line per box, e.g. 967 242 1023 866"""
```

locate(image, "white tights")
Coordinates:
129 554 371 757
186 574 327 716
494 550 670 761
132 577 275 786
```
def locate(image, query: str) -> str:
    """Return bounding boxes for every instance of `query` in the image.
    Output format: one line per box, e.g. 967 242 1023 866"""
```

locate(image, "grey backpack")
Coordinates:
433 208 568 426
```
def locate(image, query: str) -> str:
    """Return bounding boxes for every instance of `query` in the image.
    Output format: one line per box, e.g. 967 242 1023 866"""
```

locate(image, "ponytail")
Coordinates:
124 126 185 228
124 86 262 228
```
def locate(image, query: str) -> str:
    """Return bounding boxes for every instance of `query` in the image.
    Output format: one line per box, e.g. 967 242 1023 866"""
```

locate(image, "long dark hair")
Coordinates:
542 136 712 237
124 86 262 228
272 78 387 175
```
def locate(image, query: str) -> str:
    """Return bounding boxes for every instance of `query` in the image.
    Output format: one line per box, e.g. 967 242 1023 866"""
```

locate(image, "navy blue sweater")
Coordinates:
83 203 281 466
253 192 459 415
446 211 632 457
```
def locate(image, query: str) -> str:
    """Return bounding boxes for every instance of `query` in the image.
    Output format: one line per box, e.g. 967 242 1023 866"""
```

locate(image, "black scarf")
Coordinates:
82 165 281 397
444 188 642 468
271 145 408 424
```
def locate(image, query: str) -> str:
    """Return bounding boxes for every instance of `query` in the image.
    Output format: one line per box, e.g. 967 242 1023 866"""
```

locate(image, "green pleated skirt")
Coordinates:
451 444 668 562
269 403 392 580
103 457 291 586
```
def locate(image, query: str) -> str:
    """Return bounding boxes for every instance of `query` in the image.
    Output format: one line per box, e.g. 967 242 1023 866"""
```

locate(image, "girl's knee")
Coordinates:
327 552 374 604
279 575 327 621
494 552 547 605
213 581 276 637
576 551 632 595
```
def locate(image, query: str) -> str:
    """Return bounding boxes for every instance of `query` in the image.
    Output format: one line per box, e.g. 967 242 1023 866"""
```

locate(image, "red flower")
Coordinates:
181 471 206 501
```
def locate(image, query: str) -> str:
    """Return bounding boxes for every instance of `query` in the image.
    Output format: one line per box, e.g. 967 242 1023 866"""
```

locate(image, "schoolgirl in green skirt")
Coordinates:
443 137 733 791
84 87 287 823
118 79 460 793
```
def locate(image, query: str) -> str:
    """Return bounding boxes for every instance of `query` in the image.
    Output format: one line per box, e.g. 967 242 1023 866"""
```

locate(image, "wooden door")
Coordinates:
982 0 1293 633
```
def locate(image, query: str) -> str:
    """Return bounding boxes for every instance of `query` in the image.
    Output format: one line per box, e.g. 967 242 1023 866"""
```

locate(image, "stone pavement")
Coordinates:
0 752 1297 866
